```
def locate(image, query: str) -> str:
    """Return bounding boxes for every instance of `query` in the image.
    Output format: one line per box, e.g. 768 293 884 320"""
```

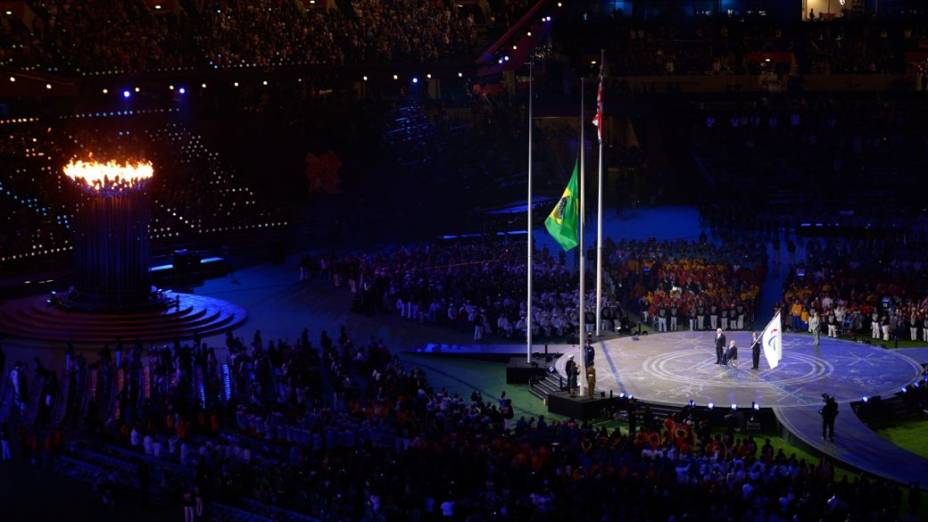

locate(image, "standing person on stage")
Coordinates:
696 303 705 331
565 356 578 397
809 310 821 347
751 331 762 370
871 311 881 339
710 305 719 330
670 304 678 332
584 337 596 368
715 328 726 365
820 394 839 441
827 311 838 338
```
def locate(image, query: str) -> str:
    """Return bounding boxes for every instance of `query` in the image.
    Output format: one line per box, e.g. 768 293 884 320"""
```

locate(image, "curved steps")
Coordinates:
0 292 247 345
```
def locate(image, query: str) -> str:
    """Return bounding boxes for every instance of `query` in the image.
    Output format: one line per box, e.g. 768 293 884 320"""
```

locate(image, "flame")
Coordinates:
64 159 154 192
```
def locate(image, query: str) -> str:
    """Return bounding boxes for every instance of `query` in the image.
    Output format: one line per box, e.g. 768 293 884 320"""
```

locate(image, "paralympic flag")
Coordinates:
544 160 580 251
761 311 783 369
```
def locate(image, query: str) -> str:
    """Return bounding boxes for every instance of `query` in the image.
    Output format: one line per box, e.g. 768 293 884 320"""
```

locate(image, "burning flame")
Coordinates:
64 159 154 192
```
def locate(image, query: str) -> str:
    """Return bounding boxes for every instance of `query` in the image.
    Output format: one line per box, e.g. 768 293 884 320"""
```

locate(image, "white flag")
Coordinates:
761 311 783 369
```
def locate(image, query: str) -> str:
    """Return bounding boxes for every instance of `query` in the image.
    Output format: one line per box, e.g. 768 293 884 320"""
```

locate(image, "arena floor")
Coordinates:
564 331 925 408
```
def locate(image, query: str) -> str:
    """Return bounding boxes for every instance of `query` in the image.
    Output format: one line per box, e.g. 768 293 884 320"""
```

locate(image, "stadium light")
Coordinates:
392 74 398 80
262 80 268 86
8 76 14 82
411 77 418 84
168 85 174 90
134 86 140 93
45 83 52 90
707 402 714 410
862 396 869 403
458 72 463 77
102 88 108 94
731 403 737 410
362 76 368 81
178 87 186 94
233 81 239 87
201 83 207 88
122 90 131 98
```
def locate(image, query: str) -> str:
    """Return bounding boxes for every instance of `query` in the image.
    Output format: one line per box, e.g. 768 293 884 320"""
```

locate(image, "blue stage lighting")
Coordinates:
122 90 131 99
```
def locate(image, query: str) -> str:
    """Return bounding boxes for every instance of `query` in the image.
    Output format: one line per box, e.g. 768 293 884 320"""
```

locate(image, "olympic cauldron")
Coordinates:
63 159 156 310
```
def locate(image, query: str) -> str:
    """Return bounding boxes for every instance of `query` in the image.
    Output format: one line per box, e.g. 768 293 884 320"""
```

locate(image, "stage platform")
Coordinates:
0 291 247 346
775 405 928 490
547 331 928 488
559 331 924 409
896 347 928 366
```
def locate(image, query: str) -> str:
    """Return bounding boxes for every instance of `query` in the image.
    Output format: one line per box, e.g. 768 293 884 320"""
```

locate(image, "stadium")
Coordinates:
1 0 928 520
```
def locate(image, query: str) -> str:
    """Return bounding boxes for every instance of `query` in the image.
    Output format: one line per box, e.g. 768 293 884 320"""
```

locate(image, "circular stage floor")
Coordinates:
0 291 247 345
571 331 924 408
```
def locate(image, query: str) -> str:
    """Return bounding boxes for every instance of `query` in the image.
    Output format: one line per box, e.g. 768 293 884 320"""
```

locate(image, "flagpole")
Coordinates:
595 49 605 337
579 77 587 395
526 57 534 364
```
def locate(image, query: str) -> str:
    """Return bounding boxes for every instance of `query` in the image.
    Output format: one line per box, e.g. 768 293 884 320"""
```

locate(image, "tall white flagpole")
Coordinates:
526 57 534 364
579 77 587 394
595 49 605 337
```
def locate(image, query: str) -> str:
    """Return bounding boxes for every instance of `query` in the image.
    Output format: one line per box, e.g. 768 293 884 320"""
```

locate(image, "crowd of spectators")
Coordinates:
10 1 928 77
781 234 928 343
555 13 928 76
693 97 928 200
306 238 621 341
1 325 923 520
27 0 192 74
305 236 765 342
609 238 766 332
7 0 482 75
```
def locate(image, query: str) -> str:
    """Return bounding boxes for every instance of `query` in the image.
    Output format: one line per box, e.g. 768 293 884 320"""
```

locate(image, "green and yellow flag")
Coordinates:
545 160 580 251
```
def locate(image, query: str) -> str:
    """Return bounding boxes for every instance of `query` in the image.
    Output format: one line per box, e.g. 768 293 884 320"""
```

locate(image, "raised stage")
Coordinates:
557 331 924 409
0 291 247 345
550 331 928 488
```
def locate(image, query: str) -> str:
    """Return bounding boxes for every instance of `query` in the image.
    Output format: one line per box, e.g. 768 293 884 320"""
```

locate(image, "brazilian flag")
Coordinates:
544 160 580 251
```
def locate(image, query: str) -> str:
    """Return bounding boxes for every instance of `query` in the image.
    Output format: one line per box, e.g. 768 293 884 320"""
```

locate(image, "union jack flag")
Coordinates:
592 57 605 143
